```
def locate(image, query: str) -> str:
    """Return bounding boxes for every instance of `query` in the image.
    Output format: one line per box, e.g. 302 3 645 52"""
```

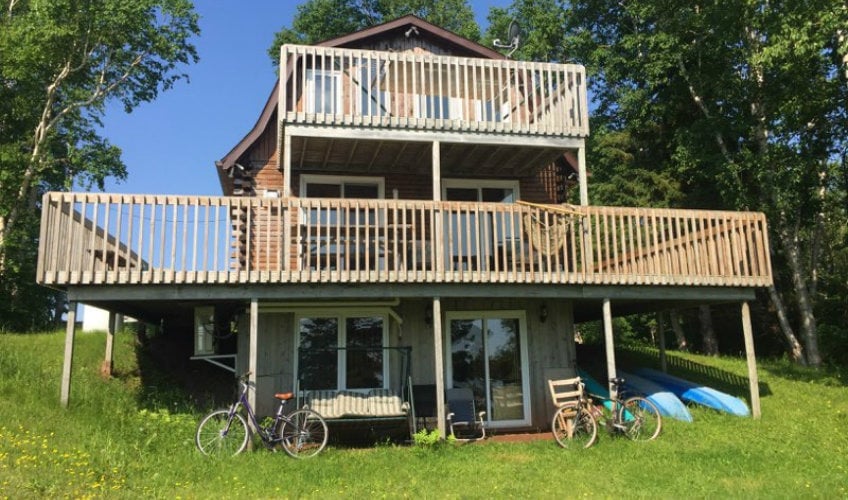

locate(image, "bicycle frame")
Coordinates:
224 380 284 447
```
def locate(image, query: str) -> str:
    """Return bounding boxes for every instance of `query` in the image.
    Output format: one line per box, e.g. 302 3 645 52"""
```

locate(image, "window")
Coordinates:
359 61 391 117
296 313 388 391
306 69 341 114
301 175 384 200
442 179 521 271
414 94 463 120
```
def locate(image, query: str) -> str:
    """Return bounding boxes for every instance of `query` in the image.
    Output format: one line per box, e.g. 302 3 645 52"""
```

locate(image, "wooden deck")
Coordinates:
37 193 772 289
280 44 589 138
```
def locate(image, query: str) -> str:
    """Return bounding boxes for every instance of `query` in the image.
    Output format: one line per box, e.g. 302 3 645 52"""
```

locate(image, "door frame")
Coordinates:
443 309 531 428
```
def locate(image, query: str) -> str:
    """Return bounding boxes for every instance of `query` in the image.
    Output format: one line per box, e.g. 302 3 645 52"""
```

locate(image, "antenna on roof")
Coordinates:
493 20 522 58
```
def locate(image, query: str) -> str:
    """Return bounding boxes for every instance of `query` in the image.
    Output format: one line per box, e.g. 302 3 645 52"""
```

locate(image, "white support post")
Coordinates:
432 297 446 438
578 144 588 207
100 311 116 378
741 302 762 419
602 298 618 400
248 298 259 411
61 302 77 408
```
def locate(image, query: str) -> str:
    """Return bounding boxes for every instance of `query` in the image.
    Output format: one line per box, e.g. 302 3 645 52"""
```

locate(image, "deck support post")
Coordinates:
577 144 588 206
248 298 259 410
100 311 117 378
282 131 292 197
61 302 77 408
432 296 446 438
602 298 618 400
741 301 762 418
658 311 667 373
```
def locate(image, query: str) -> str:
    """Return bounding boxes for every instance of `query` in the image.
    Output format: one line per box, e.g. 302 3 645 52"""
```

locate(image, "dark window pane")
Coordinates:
298 317 338 390
482 188 514 203
345 316 383 389
450 319 485 402
344 183 379 199
306 183 342 198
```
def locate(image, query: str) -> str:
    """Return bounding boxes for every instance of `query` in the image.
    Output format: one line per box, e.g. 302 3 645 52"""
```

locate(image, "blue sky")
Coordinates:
100 1 511 196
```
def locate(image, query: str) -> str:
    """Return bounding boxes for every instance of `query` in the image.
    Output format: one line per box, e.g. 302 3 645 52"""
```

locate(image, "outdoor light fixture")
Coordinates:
424 305 433 325
540 304 548 323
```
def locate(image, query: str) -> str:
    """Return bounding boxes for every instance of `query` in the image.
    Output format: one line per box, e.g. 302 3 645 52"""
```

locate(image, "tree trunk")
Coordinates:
699 305 719 355
669 309 688 351
766 284 805 364
778 224 822 366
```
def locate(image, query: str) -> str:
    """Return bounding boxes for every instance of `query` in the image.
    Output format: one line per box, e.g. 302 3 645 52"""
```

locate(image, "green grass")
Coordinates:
1 331 847 498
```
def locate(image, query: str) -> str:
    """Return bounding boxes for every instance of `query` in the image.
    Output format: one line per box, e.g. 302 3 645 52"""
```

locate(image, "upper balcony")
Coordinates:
279 44 589 139
37 193 772 290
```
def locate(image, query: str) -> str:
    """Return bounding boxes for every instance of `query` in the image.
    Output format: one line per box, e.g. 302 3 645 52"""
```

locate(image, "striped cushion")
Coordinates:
305 390 340 419
335 390 371 417
368 389 407 417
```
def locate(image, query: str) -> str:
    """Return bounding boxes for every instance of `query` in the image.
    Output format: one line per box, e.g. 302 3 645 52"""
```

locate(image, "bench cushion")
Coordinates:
304 389 408 419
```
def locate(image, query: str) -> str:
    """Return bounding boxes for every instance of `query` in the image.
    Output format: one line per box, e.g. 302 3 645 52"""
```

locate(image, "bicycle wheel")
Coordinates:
195 410 250 456
551 405 597 449
278 409 328 458
618 397 662 441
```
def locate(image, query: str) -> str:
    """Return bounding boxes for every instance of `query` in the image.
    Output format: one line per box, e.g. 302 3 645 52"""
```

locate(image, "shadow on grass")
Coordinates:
759 358 847 387
112 324 234 413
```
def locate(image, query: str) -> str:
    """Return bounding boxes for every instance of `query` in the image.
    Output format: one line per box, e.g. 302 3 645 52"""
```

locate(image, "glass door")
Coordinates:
446 311 530 427
442 180 519 271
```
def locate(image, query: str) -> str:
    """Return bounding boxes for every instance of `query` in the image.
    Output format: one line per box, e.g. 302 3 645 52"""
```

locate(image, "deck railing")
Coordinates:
37 193 772 287
280 44 589 137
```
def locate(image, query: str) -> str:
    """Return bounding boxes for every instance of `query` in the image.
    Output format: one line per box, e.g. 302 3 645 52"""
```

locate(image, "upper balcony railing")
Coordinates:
38 192 772 288
279 44 589 138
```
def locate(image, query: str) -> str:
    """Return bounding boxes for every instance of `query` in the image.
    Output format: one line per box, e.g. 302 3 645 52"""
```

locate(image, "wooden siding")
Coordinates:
280 44 589 138
38 192 773 289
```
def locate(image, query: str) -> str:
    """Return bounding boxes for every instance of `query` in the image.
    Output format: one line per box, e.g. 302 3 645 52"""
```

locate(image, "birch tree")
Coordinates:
0 0 198 329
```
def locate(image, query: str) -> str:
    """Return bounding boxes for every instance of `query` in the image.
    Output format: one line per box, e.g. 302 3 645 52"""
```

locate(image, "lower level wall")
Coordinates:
240 297 576 430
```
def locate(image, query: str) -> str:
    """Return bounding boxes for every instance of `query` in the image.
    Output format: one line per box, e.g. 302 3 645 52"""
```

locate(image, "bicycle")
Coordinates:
195 371 328 458
549 377 599 449
587 377 662 441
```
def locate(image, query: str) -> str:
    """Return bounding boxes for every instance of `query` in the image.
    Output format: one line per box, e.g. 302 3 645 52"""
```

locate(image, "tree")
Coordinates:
482 0 567 62
267 0 480 66
554 0 848 366
0 0 199 330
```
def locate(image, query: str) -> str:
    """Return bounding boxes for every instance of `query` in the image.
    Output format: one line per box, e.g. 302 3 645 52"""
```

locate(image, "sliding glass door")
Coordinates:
446 311 530 427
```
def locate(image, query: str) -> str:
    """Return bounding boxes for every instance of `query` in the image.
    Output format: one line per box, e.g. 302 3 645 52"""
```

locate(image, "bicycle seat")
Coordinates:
274 392 294 401
609 377 626 387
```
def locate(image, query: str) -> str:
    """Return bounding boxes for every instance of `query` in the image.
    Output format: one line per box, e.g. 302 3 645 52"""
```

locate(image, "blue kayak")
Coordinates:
576 368 614 411
634 367 750 417
619 371 693 422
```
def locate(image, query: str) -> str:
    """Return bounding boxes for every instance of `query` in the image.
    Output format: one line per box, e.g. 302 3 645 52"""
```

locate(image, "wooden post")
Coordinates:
658 311 667 373
100 311 116 378
432 141 443 275
61 302 77 408
741 301 762 418
282 131 292 197
602 298 618 400
248 298 259 410
432 297 446 438
577 144 588 207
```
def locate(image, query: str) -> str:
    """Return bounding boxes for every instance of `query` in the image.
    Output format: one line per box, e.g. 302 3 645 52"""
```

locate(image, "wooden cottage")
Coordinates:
38 16 772 435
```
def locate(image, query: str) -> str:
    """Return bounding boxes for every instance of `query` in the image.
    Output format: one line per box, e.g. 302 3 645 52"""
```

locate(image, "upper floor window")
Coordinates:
306 69 341 114
415 94 463 120
359 61 391 117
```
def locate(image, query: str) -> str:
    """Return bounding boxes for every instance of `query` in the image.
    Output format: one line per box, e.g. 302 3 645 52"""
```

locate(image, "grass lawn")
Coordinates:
1 330 846 498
